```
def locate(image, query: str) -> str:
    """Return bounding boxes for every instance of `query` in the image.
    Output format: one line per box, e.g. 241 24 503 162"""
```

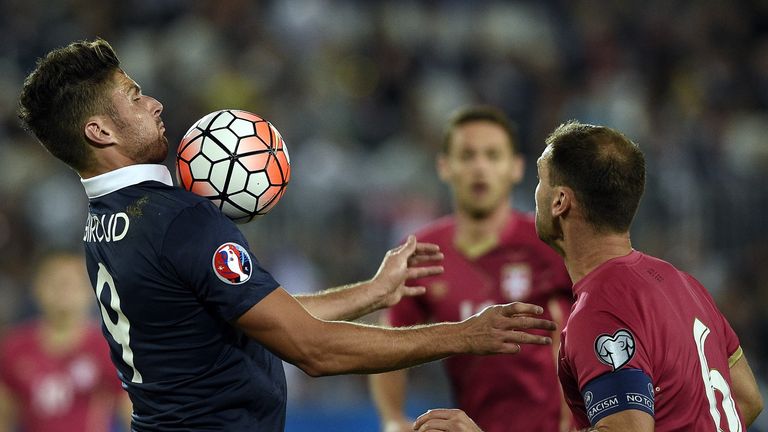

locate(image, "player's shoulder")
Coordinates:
142 183 214 211
411 215 456 244
132 184 226 226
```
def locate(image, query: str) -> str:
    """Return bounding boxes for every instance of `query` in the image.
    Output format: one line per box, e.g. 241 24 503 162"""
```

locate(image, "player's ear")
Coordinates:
84 115 118 147
551 186 572 218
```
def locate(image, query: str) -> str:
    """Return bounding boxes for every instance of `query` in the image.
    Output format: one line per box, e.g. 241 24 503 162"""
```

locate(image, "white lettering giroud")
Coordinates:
83 212 130 243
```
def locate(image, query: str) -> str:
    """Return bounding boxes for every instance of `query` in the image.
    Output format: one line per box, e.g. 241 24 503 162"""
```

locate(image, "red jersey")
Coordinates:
0 322 124 432
388 211 572 432
559 250 745 431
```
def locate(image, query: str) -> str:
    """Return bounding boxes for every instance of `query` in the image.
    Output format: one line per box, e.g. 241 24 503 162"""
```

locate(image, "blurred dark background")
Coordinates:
0 0 766 430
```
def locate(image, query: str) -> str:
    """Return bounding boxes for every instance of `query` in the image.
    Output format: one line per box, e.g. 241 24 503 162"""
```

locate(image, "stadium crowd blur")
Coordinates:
0 0 766 430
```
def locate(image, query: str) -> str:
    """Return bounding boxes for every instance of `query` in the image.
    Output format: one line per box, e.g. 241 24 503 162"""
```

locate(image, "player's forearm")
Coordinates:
295 279 386 321
298 320 468 376
369 369 409 422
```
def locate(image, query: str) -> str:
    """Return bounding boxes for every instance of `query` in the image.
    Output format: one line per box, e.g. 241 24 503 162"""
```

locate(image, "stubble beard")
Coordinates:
536 213 565 256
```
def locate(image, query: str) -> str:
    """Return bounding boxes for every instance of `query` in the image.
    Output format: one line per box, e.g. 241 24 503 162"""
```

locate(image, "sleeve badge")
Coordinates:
594 329 636 371
212 242 252 284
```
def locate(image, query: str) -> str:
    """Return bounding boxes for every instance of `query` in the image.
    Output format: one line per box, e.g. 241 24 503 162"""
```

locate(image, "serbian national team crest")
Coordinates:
501 263 532 301
594 329 636 371
212 242 252 284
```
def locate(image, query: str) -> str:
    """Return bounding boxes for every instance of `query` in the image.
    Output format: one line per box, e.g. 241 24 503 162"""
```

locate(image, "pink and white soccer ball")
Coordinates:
176 109 291 223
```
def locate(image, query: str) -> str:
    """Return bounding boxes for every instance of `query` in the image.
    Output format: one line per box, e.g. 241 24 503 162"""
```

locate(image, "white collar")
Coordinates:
81 164 173 199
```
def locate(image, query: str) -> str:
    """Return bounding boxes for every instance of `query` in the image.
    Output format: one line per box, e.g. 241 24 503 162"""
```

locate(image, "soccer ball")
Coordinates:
176 109 291 223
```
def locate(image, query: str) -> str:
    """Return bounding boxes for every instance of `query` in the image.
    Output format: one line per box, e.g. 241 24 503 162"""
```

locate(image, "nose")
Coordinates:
147 96 163 118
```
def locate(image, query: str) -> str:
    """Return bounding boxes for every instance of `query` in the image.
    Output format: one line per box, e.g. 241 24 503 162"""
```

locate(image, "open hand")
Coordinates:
372 235 444 308
462 302 557 355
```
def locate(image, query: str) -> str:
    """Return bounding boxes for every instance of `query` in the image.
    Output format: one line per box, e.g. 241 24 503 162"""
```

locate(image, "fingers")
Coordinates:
413 241 440 255
407 265 444 280
407 252 444 265
395 235 418 255
413 409 451 430
503 315 557 332
413 409 482 432
503 330 552 346
500 302 545 316
401 285 427 297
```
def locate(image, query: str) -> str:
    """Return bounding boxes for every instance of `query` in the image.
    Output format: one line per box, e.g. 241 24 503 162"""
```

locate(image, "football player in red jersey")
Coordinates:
0 252 131 432
413 121 763 432
370 106 574 432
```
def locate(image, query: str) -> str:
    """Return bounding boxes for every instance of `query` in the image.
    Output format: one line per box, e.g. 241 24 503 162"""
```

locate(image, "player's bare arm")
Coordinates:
577 409 654 431
729 353 763 426
295 235 443 321
236 288 555 376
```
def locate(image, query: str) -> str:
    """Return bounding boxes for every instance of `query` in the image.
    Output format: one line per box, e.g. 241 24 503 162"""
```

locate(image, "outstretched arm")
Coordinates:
236 287 555 377
295 236 443 321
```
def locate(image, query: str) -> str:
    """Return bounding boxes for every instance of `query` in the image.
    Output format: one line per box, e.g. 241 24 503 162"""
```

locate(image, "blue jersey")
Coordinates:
81 164 285 431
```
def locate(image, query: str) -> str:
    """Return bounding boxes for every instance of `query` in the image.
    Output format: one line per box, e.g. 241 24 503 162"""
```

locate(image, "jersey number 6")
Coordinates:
694 318 741 432
96 263 143 384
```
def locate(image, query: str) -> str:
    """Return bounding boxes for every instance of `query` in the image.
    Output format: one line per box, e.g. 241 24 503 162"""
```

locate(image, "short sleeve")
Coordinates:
161 202 280 322
719 311 742 366
564 303 652 392
685 274 742 365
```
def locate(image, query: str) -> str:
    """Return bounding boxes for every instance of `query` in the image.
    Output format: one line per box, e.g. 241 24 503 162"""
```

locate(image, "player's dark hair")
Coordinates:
442 105 519 155
18 38 120 172
544 120 645 233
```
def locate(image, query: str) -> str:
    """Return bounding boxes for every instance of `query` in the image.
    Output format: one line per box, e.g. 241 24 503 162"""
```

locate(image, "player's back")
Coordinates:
562 251 745 431
82 165 285 431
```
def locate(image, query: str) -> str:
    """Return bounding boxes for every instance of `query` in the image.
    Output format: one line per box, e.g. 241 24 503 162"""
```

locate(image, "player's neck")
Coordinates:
561 230 633 285
453 203 511 259
79 153 140 179
40 315 87 355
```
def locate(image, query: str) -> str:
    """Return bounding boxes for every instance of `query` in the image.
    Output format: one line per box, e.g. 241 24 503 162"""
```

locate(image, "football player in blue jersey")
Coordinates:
18 39 558 432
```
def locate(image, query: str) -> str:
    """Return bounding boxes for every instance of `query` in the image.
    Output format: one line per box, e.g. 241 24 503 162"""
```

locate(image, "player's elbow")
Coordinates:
287 339 340 377
292 351 338 377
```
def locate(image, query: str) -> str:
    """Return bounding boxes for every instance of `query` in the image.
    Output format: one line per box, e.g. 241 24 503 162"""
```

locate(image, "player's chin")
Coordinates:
462 201 496 219
147 138 169 163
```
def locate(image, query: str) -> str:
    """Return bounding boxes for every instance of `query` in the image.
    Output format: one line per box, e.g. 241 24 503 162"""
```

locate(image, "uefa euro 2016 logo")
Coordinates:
212 242 253 284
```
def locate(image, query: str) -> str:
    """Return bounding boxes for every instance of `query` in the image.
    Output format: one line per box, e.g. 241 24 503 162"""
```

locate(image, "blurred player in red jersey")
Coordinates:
413 121 764 432
0 252 130 432
369 106 574 432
